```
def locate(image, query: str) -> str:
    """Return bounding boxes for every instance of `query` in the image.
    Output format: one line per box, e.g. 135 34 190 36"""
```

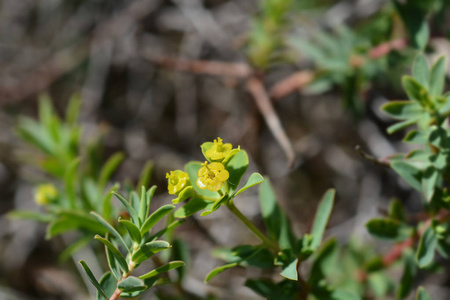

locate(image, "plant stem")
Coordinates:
226 199 279 253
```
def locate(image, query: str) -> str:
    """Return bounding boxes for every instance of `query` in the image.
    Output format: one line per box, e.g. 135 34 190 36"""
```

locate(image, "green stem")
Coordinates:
226 199 280 253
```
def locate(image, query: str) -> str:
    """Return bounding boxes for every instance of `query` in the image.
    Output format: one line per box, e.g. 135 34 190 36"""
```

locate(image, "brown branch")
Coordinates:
141 53 253 78
270 71 314 100
246 77 296 167
369 39 408 59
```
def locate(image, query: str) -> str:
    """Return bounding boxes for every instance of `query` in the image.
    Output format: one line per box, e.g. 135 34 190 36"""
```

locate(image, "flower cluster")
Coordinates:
166 170 190 195
197 161 229 192
205 137 232 162
34 184 58 205
166 137 237 195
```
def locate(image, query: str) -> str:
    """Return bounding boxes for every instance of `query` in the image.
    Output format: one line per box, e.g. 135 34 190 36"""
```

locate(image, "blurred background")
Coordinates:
0 0 449 299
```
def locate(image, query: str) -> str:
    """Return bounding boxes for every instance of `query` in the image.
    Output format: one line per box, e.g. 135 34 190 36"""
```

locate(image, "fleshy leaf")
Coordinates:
139 261 185 279
119 218 142 244
118 276 147 293
280 258 298 281
174 197 214 218
94 235 129 274
234 172 264 197
205 262 239 283
79 260 109 299
416 226 437 268
140 204 175 235
97 272 117 300
310 189 335 249
226 150 249 194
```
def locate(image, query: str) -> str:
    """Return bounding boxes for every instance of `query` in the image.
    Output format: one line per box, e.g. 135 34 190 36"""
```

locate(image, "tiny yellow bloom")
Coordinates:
35 184 58 206
196 161 229 192
166 170 190 195
205 137 233 162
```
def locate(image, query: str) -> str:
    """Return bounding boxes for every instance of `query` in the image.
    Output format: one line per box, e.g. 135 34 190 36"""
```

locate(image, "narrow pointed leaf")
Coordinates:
381 101 423 120
145 186 157 218
119 218 142 244
174 197 214 218
94 235 129 274
139 261 185 279
97 272 117 300
136 161 154 192
310 189 335 249
131 240 170 264
79 260 109 299
8 210 53 223
99 152 124 189
113 192 140 226
140 204 175 235
397 250 417 299
91 212 130 253
205 262 239 283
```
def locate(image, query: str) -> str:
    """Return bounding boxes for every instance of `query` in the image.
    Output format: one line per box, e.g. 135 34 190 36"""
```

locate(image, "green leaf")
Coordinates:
422 167 438 201
147 220 185 242
8 210 53 223
388 199 406 222
394 1 429 50
102 184 119 220
113 192 140 226
46 211 107 239
387 119 419 134
391 161 423 192
381 101 424 120
91 212 130 253
280 258 298 281
64 158 80 209
79 260 109 299
259 179 295 250
309 238 338 285
140 204 175 235
95 235 129 274
244 278 277 298
412 54 429 89
234 173 264 197
97 272 117 300
174 197 214 218
402 76 430 106
429 56 446 96
118 276 147 293
99 152 124 190
172 239 189 281
403 130 429 144
201 194 229 216
139 261 185 279
131 240 170 265
225 150 249 193
145 186 157 219
106 239 122 281
310 189 335 249
66 93 81 125
366 218 403 240
131 191 141 218
172 186 194 204
397 250 417 299
205 262 239 283
331 289 361 300
119 218 142 244
136 161 154 192
416 226 437 268
200 142 214 162
416 287 432 300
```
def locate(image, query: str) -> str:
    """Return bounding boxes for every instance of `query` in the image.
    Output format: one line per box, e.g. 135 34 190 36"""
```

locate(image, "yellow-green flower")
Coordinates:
166 170 190 195
197 161 229 192
205 137 233 162
35 184 58 206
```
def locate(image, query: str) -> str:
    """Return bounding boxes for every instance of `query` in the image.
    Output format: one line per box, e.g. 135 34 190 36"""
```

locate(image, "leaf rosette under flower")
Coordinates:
196 162 229 192
166 170 190 195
